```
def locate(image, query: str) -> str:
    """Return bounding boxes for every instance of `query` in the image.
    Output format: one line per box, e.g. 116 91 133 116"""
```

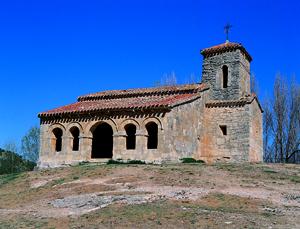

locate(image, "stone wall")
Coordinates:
161 92 207 161
200 103 251 163
249 100 263 162
202 49 251 101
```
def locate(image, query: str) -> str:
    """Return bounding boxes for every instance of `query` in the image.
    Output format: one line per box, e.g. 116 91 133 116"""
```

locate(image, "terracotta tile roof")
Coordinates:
78 83 207 101
201 42 252 62
39 83 208 118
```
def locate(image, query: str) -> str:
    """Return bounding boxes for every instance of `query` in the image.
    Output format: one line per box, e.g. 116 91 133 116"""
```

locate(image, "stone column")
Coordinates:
62 136 70 153
113 131 127 159
136 129 148 156
61 136 70 163
80 136 93 160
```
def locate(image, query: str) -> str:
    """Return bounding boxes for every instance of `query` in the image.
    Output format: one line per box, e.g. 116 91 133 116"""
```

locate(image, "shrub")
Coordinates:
180 158 205 164
107 159 146 165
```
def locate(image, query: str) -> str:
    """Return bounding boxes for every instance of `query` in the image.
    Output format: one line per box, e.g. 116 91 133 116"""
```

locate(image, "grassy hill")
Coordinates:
0 162 299 228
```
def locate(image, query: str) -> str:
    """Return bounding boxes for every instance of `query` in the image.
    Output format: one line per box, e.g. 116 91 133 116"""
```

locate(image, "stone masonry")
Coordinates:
38 41 263 168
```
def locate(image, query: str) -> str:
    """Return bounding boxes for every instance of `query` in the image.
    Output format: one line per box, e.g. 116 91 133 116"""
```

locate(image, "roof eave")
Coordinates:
201 45 252 62
38 106 172 119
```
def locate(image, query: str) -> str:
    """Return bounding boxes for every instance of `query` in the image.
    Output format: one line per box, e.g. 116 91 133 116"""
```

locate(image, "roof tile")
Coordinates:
39 83 208 118
201 42 252 62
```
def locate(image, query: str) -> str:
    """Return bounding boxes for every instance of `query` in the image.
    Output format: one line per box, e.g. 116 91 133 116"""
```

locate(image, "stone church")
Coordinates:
38 41 263 168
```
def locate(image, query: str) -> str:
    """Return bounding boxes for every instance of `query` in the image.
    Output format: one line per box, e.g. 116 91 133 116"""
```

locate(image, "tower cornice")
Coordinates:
201 42 252 62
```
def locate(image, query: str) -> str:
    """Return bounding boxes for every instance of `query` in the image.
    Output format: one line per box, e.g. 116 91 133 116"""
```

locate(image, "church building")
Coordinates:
38 41 263 168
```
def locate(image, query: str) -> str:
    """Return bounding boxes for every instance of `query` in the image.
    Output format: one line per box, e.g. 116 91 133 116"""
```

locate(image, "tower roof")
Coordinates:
201 42 252 62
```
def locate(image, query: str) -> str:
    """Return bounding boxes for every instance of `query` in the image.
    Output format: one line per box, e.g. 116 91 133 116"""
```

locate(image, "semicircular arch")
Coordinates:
86 119 118 138
48 123 66 136
120 119 140 130
66 122 84 137
142 117 163 130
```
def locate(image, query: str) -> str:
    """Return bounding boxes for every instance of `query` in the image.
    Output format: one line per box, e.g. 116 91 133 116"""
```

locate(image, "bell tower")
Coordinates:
201 42 252 100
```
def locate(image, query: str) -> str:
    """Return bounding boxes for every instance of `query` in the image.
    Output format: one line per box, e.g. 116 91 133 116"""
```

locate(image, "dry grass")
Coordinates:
0 162 299 228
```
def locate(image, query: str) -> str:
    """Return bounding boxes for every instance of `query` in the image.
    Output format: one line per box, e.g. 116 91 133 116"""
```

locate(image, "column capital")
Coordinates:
113 131 127 137
79 136 93 140
136 129 148 136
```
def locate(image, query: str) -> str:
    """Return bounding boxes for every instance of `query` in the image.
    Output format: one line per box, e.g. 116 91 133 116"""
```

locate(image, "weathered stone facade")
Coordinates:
38 41 263 168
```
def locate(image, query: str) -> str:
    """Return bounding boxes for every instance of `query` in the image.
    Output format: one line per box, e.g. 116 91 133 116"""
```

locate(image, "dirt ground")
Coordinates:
0 162 299 228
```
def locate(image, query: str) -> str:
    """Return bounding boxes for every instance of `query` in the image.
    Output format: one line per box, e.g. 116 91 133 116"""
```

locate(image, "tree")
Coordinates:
263 98 273 162
185 73 199 84
263 75 300 163
3 141 19 173
21 126 40 163
155 71 178 87
3 141 19 154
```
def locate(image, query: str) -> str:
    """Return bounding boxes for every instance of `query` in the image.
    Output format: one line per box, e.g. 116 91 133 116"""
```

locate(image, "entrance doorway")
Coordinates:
91 123 113 158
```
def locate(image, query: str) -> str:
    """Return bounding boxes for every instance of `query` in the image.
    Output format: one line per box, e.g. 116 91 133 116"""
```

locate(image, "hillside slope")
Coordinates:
0 163 299 228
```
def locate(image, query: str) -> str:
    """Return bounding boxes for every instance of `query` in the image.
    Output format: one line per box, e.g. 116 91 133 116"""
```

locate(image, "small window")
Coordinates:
125 124 136 150
53 128 63 152
146 122 158 149
70 127 80 151
222 65 228 88
220 125 227 136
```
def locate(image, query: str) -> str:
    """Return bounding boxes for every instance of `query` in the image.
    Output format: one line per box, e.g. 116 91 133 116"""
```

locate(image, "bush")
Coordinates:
127 160 146 164
180 158 205 164
107 159 146 165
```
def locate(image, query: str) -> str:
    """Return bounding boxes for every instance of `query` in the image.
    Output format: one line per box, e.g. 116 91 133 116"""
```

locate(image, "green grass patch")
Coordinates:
78 161 90 166
290 175 300 183
197 193 264 214
0 173 20 186
107 159 146 165
51 178 65 186
263 168 278 174
180 158 205 164
214 163 238 172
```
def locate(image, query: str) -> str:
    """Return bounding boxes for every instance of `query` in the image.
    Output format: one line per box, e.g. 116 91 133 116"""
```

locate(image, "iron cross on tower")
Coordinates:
224 23 233 42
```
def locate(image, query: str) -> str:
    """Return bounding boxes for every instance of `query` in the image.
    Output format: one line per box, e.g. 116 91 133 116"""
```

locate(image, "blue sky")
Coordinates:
0 0 299 148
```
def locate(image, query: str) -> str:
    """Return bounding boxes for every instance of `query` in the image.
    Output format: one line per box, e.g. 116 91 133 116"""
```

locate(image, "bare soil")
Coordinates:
0 163 299 228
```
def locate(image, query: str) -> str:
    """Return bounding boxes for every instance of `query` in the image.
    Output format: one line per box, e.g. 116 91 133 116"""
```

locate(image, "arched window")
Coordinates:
222 65 228 88
125 124 136 150
146 122 158 149
70 127 80 151
52 128 63 152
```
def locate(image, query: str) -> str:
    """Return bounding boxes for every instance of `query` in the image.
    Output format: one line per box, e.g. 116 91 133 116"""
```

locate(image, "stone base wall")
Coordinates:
249 100 263 162
161 94 206 161
200 104 251 163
